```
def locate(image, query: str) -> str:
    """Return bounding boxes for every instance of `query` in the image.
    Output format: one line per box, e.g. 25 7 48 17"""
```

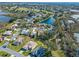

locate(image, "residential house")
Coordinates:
30 28 37 38
68 20 75 24
22 41 37 51
0 38 3 42
12 41 21 46
11 24 18 30
21 29 30 36
17 37 24 43
4 37 10 41
11 34 18 40
12 37 23 46
0 36 4 41
0 24 4 29
3 31 12 36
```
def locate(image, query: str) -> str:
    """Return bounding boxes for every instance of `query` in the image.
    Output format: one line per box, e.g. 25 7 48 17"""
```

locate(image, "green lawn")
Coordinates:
37 41 47 48
34 39 47 48
22 50 31 56
0 40 6 46
51 50 65 57
0 51 11 57
0 29 5 33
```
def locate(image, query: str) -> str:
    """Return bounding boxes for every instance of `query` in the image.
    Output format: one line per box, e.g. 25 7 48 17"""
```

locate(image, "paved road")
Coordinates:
0 47 24 57
0 42 24 57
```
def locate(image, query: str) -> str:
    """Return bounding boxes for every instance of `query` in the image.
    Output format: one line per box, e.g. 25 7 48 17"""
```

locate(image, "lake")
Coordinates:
0 10 11 23
40 17 55 25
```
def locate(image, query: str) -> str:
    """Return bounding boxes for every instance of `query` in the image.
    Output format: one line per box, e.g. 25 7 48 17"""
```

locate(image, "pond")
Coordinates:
40 17 55 25
0 10 11 23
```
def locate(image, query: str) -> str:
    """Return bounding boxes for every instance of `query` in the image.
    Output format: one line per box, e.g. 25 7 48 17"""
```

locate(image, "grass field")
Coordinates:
0 51 11 57
0 40 6 46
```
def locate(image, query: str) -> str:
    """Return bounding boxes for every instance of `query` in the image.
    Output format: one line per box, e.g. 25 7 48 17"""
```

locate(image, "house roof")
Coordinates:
13 41 20 46
4 31 12 35
21 29 29 34
23 41 37 50
17 37 23 43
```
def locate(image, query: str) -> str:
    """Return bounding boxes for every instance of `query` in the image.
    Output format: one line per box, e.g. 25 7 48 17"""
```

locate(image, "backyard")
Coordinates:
0 51 11 57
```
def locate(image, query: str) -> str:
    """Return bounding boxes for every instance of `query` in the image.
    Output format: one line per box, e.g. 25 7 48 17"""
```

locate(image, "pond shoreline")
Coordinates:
0 10 12 23
40 15 55 25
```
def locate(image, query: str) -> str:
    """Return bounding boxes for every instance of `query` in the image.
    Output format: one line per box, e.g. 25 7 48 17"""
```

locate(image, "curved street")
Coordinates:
0 42 24 57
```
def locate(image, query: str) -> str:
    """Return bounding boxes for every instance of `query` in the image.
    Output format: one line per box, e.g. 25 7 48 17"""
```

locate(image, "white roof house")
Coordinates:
21 29 29 35
4 31 12 36
12 24 18 27
23 41 37 50
11 34 18 40
71 14 79 20
4 37 10 41
70 9 79 12
11 33 21 41
31 27 37 35
31 31 37 36
17 37 24 43
11 37 16 40
0 38 3 41
11 24 18 30
68 20 75 24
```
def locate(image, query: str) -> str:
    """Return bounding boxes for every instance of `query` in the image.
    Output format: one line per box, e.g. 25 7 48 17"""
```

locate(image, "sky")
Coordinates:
0 0 79 2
